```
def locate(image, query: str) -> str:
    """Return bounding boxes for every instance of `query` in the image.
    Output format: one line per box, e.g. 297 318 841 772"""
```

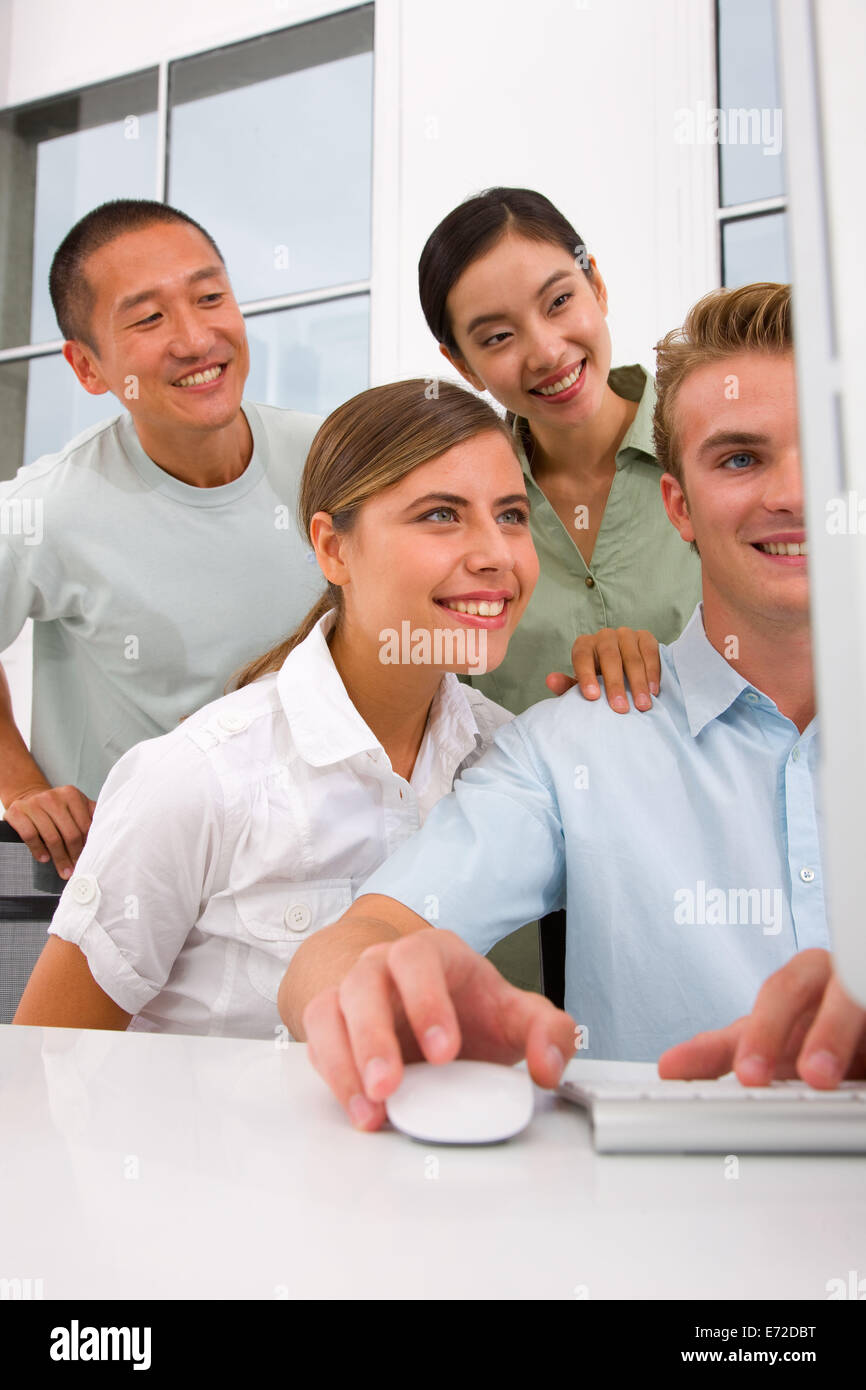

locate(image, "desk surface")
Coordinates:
1 1024 863 1300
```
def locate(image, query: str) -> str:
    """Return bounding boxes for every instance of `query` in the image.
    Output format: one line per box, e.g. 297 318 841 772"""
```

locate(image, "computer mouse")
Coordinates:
384 1059 534 1144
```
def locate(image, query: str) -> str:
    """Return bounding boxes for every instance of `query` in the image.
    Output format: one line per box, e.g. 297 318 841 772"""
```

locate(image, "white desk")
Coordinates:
1 1023 863 1301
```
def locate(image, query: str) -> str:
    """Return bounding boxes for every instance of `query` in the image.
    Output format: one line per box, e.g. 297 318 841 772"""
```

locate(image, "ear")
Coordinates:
439 342 486 394
309 512 351 587
660 471 695 545
586 256 609 317
63 340 111 397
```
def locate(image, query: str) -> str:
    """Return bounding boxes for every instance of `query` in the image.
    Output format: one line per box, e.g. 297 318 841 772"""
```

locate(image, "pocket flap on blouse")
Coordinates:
234 879 353 942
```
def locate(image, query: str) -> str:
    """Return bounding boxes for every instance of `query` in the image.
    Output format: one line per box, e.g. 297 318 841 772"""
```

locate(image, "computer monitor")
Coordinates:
777 0 866 1005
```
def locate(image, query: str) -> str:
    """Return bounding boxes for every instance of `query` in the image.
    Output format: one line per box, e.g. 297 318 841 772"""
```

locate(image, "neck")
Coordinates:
528 381 637 480
702 592 815 733
328 617 443 780
134 409 253 487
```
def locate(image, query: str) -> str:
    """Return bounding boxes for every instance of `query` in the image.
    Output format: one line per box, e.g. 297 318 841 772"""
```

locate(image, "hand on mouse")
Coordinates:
658 948 866 1088
302 927 577 1130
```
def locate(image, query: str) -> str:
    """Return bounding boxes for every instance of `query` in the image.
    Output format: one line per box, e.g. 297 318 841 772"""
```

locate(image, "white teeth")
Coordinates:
536 361 585 396
757 541 808 556
175 364 223 388
440 598 505 617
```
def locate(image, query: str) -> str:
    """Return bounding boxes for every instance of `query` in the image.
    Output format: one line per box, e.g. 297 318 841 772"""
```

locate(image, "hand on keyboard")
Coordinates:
658 948 866 1090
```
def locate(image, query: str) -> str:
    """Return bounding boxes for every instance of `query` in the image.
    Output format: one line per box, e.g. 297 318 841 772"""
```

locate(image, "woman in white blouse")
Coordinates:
15 379 539 1037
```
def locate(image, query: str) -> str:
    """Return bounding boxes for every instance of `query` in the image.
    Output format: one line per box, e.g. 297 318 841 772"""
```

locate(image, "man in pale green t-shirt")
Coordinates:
0 199 323 888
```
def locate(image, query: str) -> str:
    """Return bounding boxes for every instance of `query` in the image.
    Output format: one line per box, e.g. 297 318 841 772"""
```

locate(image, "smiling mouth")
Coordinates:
753 541 808 556
530 360 586 396
436 598 506 616
172 363 226 388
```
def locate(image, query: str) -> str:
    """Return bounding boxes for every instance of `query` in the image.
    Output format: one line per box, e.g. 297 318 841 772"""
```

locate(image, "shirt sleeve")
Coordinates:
47 731 225 1015
358 718 566 953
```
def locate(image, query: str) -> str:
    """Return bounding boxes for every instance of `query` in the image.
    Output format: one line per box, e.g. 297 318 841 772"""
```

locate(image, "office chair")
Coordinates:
538 910 566 1010
0 822 59 1022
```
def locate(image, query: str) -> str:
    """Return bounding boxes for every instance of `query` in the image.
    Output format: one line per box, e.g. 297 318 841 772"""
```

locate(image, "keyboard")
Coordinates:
557 1060 866 1153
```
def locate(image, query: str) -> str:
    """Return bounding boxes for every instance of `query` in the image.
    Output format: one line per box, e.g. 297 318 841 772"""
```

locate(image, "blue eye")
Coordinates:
723 452 756 470
498 507 529 525
423 507 458 522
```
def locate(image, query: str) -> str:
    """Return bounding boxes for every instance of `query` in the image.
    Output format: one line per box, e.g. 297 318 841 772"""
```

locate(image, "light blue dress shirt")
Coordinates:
359 605 829 1060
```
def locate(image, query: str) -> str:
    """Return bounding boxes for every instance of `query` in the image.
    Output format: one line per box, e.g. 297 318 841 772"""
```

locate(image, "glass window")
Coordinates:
243 296 370 419
717 0 784 207
0 70 158 351
168 8 374 304
722 212 789 288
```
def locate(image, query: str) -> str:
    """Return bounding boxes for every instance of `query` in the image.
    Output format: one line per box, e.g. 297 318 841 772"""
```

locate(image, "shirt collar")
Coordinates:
511 363 658 477
276 609 483 770
670 603 753 737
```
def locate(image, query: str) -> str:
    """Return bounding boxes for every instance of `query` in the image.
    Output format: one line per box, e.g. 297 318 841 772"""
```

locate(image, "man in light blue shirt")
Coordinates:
280 283 862 1127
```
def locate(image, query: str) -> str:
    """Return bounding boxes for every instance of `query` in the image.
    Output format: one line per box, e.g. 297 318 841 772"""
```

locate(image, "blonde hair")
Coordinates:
653 282 792 488
231 378 514 688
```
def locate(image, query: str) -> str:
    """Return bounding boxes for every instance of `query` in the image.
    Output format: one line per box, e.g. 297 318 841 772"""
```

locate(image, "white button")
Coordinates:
284 904 312 932
70 874 98 905
800 867 815 883
792 747 801 761
745 691 759 703
218 713 248 734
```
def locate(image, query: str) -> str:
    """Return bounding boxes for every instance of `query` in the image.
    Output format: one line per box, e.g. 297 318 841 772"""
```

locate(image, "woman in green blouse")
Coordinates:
419 186 702 716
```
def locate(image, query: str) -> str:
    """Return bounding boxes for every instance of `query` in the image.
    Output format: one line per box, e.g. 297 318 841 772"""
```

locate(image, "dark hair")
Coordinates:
418 187 593 356
49 199 225 351
231 378 515 688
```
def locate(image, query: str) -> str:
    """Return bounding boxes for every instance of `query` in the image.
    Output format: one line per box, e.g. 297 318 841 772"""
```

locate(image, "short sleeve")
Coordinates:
358 719 566 953
0 503 38 652
47 731 225 1015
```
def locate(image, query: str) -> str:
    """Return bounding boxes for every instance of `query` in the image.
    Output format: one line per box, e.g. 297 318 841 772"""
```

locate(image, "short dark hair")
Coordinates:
418 187 593 356
49 199 225 351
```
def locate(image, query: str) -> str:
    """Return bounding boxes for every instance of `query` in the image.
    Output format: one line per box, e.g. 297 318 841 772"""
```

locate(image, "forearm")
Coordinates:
279 914 405 1040
0 663 49 809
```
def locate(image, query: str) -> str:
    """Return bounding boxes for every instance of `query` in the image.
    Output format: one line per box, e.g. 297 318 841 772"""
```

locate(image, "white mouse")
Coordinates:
384 1059 534 1144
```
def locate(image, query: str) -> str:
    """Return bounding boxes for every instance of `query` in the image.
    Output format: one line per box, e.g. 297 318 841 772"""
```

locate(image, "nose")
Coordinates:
523 318 566 376
762 443 804 517
167 304 214 360
462 513 518 575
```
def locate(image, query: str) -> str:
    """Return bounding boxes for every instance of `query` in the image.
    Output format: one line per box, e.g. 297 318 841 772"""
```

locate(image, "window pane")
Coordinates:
168 8 373 305
243 297 369 418
0 70 158 351
717 0 784 207
722 213 789 287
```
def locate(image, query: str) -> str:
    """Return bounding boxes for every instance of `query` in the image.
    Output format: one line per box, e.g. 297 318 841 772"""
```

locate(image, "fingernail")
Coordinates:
348 1094 379 1128
635 694 652 711
614 696 629 712
60 868 71 879
806 1050 841 1084
546 1045 566 1082
423 1025 450 1060
650 682 660 695
585 683 599 697
39 856 49 864
738 1054 770 1085
362 1057 390 1096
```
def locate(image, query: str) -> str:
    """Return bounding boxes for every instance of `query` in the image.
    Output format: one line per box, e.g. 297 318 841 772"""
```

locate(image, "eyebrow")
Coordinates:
463 270 574 337
696 430 772 459
115 266 226 318
404 491 530 512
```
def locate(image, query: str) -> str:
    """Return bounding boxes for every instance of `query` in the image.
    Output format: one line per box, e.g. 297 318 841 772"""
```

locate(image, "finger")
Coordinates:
45 796 90 868
614 628 653 712
637 630 662 696
303 987 387 1130
62 788 96 842
567 636 602 699
592 630 630 713
2 806 51 864
546 672 579 697
336 941 436 1102
657 1020 746 1079
796 972 866 1088
514 1000 577 1087
19 805 75 879
732 949 832 1085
